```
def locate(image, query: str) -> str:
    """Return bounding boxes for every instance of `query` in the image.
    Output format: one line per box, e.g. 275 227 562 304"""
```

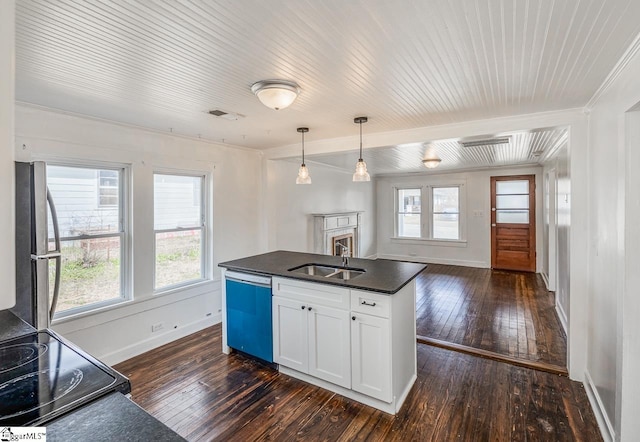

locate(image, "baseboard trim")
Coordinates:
100 314 221 365
376 253 489 269
584 370 615 442
541 272 550 290
556 300 569 337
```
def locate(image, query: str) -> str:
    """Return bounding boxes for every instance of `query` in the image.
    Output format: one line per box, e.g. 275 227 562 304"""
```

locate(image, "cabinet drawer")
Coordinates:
350 290 390 318
272 277 350 310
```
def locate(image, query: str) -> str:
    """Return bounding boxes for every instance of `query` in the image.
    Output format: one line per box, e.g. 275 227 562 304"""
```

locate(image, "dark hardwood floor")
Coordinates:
115 325 600 441
416 264 567 368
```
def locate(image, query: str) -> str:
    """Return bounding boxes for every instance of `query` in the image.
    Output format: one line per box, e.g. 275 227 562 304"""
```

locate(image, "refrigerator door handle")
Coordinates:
47 187 62 321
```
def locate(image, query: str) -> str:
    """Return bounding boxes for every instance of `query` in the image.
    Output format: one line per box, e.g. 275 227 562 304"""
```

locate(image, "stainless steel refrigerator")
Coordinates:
12 161 62 329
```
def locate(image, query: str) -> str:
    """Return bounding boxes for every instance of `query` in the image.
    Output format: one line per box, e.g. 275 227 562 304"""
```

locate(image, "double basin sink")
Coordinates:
288 263 366 281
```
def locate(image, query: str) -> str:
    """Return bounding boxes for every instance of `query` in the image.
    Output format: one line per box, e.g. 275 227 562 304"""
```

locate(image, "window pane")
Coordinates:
496 180 529 194
433 187 459 213
51 237 122 314
397 214 421 238
433 214 459 240
154 174 203 229
47 165 121 237
155 230 203 289
496 210 529 223
496 194 529 209
398 189 421 213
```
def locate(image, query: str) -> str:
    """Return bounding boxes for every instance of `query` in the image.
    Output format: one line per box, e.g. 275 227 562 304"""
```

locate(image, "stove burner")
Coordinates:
0 344 48 374
0 368 83 420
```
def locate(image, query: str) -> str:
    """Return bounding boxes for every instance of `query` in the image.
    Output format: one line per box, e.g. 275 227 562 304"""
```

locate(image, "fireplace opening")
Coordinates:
332 233 354 257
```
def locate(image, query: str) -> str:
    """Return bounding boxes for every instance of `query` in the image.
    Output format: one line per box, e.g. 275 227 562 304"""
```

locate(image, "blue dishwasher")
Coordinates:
225 271 273 363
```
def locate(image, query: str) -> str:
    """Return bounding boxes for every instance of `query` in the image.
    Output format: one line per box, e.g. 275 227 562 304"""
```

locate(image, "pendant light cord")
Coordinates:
358 120 363 161
301 131 305 165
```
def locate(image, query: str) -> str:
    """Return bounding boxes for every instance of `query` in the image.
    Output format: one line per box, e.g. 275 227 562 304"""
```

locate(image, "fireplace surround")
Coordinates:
313 212 362 257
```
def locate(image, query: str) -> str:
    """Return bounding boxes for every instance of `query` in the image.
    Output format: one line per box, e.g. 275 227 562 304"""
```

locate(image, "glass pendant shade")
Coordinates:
352 159 370 181
296 164 311 184
296 127 311 184
251 80 300 110
352 116 370 182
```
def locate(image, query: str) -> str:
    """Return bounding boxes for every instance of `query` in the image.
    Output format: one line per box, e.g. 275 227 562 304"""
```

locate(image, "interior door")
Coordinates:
491 175 536 272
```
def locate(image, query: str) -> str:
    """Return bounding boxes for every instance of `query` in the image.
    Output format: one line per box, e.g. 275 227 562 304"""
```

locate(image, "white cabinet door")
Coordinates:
273 296 308 373
308 304 351 388
351 313 392 402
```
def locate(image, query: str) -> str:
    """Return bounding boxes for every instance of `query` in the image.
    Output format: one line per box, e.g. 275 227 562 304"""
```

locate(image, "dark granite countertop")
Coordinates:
47 392 185 442
0 310 35 341
219 250 427 294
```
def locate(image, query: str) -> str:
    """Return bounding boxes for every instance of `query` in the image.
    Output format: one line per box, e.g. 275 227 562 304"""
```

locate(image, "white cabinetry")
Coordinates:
272 278 351 388
272 277 417 415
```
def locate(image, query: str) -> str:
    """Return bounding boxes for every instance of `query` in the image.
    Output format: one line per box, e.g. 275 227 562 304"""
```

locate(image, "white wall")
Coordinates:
266 159 376 257
376 166 543 269
14 104 264 364
582 37 640 441
0 0 15 310
542 144 570 333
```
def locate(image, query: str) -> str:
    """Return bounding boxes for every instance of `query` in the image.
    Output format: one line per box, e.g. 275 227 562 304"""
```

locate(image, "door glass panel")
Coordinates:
496 210 529 224
496 195 529 209
496 180 529 195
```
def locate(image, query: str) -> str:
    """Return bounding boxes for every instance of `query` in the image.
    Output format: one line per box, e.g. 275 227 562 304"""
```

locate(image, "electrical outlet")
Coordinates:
151 323 164 333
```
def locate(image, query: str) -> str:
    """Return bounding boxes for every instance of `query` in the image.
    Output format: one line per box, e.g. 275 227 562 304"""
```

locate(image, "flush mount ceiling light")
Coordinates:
422 157 442 169
296 127 311 184
352 116 370 182
251 79 300 110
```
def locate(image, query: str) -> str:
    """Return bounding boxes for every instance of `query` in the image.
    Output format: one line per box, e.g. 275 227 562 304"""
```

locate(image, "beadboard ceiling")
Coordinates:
305 127 567 175
15 0 640 165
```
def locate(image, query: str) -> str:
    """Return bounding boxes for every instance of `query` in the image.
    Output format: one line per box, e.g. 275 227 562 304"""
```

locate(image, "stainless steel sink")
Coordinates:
288 263 366 280
327 269 365 280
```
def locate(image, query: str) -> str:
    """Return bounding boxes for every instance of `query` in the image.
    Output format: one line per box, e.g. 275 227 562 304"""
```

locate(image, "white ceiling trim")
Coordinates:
586 30 640 109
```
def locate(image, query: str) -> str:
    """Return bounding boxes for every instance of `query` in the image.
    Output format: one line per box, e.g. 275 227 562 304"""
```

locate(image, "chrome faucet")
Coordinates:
336 243 350 267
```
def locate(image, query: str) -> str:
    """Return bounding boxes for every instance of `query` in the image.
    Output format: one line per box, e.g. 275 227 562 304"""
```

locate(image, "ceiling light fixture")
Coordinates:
422 157 442 169
296 127 311 184
251 79 300 110
352 116 370 182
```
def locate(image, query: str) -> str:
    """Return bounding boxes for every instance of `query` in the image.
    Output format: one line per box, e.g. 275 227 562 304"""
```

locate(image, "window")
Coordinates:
432 187 460 240
98 170 118 207
395 184 463 241
397 188 422 238
46 164 128 317
154 173 206 290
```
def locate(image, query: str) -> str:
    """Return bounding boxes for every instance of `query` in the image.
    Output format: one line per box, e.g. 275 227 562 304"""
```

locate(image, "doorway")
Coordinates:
490 175 536 272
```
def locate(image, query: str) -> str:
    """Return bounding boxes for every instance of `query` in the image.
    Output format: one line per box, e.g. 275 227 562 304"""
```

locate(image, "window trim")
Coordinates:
48 161 131 322
152 170 210 293
393 182 466 242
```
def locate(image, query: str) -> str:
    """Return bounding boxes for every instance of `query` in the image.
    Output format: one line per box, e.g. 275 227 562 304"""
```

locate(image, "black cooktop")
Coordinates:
0 330 130 426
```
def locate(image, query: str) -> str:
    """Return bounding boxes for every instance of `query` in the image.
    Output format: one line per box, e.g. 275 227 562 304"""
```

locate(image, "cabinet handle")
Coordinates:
352 316 356 321
361 300 376 307
308 306 312 311
301 305 306 310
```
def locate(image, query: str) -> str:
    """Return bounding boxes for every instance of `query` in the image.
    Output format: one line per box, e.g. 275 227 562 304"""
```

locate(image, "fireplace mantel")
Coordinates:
312 212 362 257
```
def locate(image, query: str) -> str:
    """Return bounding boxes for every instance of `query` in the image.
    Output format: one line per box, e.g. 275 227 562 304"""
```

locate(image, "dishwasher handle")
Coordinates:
225 271 272 288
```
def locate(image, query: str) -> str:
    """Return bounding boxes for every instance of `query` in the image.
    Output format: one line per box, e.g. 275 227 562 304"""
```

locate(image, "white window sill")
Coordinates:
390 237 468 248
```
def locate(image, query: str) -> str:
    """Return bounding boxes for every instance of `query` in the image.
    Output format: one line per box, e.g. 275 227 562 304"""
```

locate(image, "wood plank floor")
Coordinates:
114 325 600 441
415 264 567 367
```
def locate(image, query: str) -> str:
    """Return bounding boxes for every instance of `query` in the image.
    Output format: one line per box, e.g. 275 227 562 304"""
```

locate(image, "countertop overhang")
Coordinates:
218 250 427 294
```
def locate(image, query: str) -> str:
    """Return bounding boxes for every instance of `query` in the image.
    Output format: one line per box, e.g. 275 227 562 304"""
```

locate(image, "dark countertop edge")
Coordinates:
218 251 427 295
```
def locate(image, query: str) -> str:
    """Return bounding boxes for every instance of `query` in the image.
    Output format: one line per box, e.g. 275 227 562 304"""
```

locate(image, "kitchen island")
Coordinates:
219 250 426 414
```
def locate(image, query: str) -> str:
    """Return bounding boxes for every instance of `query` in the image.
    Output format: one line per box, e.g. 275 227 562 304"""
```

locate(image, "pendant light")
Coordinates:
352 116 370 182
296 127 311 184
